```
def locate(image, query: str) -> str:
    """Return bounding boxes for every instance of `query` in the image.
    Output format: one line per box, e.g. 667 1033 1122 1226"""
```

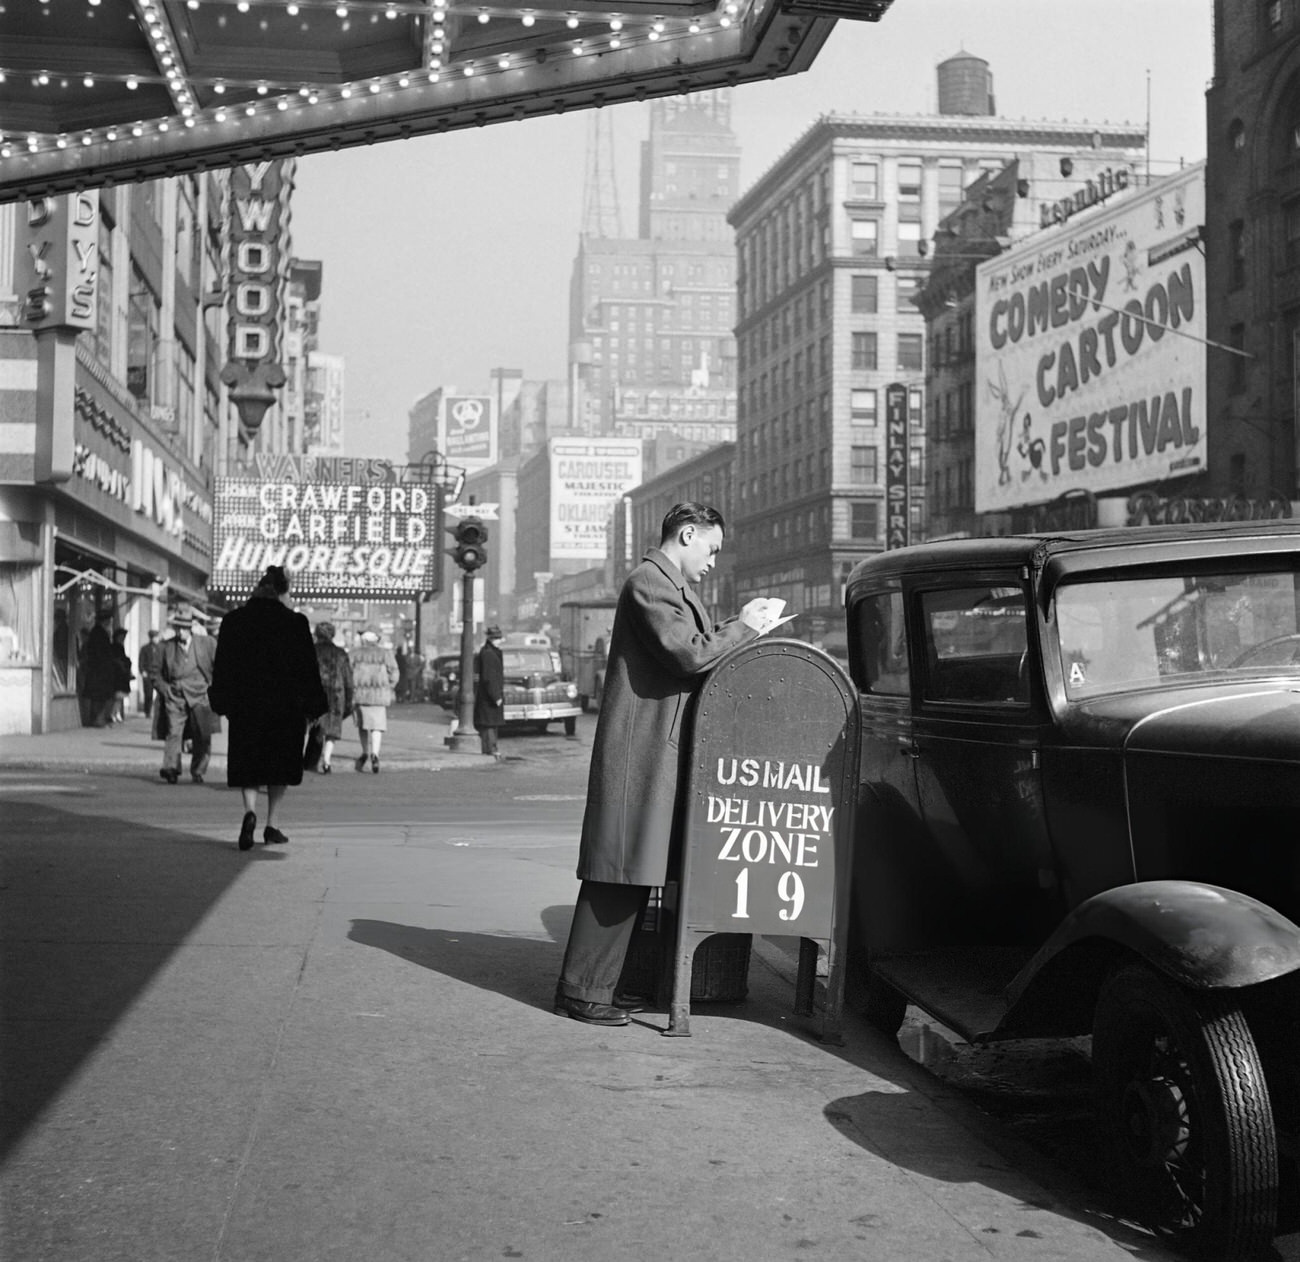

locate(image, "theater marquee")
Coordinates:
211 456 444 600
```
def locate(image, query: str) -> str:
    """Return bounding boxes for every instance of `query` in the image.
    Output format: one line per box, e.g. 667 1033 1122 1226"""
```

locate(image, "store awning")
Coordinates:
0 0 894 202
53 565 160 598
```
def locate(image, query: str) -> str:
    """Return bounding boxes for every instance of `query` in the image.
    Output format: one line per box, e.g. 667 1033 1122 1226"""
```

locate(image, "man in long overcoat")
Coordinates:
208 566 327 850
473 625 505 756
553 503 778 1026
157 605 217 783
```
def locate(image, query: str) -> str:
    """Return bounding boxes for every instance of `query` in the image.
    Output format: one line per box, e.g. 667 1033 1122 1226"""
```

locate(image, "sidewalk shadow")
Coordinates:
0 800 270 1159
347 914 569 1011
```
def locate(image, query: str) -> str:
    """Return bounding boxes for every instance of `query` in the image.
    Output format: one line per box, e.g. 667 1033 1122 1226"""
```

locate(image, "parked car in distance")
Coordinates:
843 520 1300 1259
559 599 617 711
430 654 460 711
500 645 580 735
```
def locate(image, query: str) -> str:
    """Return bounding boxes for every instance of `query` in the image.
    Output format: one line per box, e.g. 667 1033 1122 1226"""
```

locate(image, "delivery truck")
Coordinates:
558 599 617 711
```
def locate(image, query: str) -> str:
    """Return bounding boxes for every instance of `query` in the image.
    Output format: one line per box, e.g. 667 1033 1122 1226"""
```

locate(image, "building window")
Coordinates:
897 333 924 373
937 164 964 215
851 274 878 313
1229 119 1246 150
851 388 877 422
1229 324 1247 393
850 161 879 200
851 220 879 257
850 501 879 539
909 386 924 427
851 331 878 371
898 221 924 256
897 161 922 202
896 275 923 309
850 445 878 485
1229 220 1246 289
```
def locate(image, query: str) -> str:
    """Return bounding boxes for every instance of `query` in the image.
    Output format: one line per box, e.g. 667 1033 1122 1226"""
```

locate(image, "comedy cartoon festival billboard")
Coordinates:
974 162 1205 513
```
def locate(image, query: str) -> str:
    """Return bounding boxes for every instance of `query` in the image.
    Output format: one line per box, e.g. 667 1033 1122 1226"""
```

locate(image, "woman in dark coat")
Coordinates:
209 566 327 851
308 621 353 774
83 610 117 727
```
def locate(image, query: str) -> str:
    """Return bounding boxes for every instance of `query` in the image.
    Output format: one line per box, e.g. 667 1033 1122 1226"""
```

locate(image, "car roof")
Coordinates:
845 520 1300 600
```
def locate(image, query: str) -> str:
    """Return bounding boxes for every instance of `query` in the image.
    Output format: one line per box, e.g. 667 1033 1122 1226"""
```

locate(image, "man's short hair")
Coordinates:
660 502 724 544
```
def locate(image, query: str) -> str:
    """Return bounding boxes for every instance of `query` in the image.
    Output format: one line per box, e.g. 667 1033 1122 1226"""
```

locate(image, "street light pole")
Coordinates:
446 565 480 753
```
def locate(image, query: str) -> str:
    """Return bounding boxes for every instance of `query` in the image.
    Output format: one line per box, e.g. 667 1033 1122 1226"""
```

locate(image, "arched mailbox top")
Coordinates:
681 636 860 943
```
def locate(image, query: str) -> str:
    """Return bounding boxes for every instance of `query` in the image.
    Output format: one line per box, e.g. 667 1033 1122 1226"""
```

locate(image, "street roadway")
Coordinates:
0 710 1266 1260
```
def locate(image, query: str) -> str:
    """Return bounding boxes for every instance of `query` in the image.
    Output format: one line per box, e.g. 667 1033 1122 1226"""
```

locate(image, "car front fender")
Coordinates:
989 881 1300 1041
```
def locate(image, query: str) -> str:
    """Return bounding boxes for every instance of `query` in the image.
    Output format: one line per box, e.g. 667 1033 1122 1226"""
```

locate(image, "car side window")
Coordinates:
854 590 911 696
920 584 1030 705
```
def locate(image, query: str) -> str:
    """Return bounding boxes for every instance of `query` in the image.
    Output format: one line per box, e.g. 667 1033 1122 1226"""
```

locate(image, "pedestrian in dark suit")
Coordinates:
157 605 217 784
138 629 162 718
208 565 327 851
83 610 116 727
553 503 781 1026
474 625 505 756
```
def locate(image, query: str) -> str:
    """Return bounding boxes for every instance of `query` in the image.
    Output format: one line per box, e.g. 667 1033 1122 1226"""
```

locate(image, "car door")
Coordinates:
847 584 932 952
907 571 1063 947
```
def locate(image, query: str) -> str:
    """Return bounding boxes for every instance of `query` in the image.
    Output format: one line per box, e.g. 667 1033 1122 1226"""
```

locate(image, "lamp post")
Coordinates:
416 448 466 701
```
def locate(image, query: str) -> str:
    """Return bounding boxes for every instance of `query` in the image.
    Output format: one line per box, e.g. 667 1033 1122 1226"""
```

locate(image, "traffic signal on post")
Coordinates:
445 515 489 572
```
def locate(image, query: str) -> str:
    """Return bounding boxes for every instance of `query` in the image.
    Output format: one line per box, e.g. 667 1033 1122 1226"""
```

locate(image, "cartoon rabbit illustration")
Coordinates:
988 363 1025 488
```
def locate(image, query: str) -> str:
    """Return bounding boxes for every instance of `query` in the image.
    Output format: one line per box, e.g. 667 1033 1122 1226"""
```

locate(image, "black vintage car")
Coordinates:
843 521 1300 1259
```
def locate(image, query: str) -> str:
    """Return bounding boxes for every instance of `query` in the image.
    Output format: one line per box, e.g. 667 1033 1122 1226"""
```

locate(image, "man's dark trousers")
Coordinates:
557 881 652 1004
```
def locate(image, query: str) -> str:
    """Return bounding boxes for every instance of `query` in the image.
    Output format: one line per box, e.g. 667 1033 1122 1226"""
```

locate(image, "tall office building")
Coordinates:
568 90 739 442
728 53 1147 653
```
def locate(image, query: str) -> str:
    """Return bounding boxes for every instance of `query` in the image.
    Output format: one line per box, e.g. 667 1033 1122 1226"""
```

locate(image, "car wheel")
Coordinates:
563 716 577 737
1092 963 1278 1258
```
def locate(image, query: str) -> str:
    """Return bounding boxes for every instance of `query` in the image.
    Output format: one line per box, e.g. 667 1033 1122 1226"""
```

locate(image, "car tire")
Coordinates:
1092 962 1278 1259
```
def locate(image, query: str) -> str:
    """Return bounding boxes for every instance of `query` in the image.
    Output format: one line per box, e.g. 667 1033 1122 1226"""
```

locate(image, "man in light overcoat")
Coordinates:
553 503 779 1026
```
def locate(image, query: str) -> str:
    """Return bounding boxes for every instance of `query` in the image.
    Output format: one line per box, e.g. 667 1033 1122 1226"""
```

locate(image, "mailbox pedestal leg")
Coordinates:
795 939 817 1017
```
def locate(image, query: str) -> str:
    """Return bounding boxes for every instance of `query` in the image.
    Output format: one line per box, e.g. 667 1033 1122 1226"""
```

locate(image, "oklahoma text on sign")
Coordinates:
210 455 443 600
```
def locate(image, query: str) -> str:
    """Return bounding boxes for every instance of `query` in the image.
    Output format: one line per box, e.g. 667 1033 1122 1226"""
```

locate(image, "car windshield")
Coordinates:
1054 568 1300 698
503 649 554 675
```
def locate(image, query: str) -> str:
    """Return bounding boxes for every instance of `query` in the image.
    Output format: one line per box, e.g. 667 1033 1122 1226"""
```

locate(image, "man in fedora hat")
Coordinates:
474 625 505 756
157 603 217 785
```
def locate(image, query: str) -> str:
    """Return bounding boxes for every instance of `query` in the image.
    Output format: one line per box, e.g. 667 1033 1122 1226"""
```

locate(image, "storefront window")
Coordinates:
0 563 39 665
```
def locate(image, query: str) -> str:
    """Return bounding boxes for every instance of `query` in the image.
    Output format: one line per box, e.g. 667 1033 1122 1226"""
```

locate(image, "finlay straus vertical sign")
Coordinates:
884 382 910 550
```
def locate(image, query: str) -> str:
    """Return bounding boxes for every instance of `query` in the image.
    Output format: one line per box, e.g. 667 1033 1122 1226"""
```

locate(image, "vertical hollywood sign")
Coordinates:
884 381 910 550
228 161 288 364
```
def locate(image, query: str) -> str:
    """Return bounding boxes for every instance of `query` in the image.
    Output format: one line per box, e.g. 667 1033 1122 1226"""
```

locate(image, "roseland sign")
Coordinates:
210 455 444 599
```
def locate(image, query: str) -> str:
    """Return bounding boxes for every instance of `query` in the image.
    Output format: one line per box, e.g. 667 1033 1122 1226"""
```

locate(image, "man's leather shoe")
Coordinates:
191 773 204 784
553 995 630 1026
159 768 179 784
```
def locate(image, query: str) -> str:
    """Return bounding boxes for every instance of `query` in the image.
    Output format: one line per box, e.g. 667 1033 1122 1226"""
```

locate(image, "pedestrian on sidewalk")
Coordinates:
474 624 504 757
83 609 116 728
109 627 133 724
349 626 398 774
308 621 353 774
554 502 780 1026
156 605 217 784
209 565 328 851
138 628 162 718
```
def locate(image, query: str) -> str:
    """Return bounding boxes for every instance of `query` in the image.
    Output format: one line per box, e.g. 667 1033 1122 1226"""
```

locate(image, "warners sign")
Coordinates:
210 457 443 600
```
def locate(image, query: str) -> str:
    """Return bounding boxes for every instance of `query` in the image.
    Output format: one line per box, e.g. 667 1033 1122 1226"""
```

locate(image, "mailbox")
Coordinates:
667 638 859 1041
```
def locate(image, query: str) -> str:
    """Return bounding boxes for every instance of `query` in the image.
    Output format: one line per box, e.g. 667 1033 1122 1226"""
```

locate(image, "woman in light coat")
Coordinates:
349 626 399 773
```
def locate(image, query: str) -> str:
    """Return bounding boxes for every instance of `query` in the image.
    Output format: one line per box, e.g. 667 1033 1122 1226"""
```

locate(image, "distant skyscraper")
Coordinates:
568 90 739 439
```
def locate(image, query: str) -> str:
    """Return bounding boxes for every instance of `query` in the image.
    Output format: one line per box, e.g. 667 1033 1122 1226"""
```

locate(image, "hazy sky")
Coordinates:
289 0 1213 463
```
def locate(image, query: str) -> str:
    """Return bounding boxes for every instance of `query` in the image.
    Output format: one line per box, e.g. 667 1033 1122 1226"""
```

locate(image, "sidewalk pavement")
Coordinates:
0 786 1171 1262
0 707 495 774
